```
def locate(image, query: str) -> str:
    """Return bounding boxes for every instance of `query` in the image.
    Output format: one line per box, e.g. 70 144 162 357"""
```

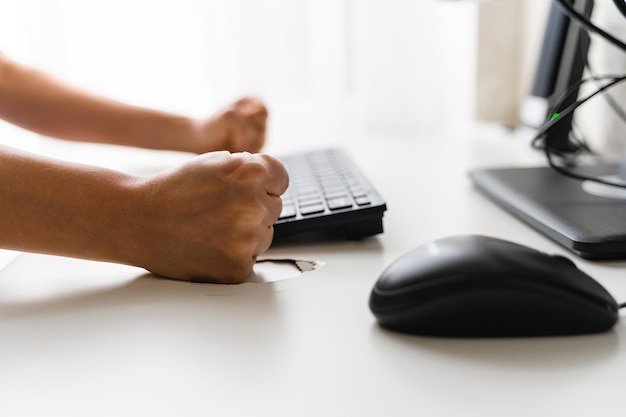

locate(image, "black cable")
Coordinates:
578 25 626 126
533 73 626 146
554 0 626 51
533 74 626 149
545 145 626 188
619 302 626 310
586 64 626 123
536 76 626 188
530 2 626 187
539 75 626 144
531 74 614 153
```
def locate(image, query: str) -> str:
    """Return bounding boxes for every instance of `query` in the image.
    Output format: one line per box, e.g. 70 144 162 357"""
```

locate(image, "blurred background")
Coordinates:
0 0 623 152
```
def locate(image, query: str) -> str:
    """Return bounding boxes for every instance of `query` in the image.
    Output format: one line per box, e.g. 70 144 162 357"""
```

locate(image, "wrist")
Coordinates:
129 112 201 153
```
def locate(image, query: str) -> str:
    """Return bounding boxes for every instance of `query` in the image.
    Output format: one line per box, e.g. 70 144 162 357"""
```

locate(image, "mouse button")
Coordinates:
370 273 472 315
375 246 471 291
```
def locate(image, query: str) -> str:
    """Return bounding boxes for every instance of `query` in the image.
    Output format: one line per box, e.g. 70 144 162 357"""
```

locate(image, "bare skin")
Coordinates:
0 53 288 284
0 53 268 154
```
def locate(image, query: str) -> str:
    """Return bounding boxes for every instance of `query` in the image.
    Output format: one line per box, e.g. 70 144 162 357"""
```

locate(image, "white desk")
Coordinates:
1 126 626 417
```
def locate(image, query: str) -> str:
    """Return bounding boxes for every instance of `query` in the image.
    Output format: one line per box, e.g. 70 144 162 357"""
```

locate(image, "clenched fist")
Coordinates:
130 151 289 283
187 97 269 154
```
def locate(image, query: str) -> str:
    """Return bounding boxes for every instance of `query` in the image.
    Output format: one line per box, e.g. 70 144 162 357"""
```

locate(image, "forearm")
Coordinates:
0 145 144 264
0 144 289 283
0 54 199 152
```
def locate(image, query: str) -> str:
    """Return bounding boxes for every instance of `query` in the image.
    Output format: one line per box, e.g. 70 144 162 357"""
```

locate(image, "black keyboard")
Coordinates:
273 148 387 240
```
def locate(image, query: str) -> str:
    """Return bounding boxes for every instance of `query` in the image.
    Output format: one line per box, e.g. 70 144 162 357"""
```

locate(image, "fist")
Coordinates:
131 151 288 283
191 97 269 154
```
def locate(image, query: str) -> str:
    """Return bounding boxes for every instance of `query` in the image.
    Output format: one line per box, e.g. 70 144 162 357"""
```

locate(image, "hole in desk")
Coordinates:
248 259 325 283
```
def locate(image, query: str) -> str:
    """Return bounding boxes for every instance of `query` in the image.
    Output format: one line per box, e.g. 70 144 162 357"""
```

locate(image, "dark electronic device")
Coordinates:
273 148 387 241
369 235 619 337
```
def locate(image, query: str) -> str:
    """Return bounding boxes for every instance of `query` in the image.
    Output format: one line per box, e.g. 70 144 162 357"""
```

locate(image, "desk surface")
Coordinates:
1 126 626 417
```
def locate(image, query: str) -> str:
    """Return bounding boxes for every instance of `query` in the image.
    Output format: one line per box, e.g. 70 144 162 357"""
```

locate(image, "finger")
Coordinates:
232 123 248 152
236 96 268 118
247 123 266 153
240 104 267 152
254 224 275 259
262 193 283 226
257 154 289 197
242 124 263 153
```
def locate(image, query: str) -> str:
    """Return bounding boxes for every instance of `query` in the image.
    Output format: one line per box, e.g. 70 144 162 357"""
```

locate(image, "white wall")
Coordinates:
0 0 478 142
475 0 550 127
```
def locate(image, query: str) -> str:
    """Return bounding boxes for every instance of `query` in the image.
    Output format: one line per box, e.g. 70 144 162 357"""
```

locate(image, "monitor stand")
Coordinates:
469 150 626 260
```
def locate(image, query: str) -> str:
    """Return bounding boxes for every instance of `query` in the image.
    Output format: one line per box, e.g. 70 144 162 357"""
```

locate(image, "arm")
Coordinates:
0 145 288 283
0 53 268 154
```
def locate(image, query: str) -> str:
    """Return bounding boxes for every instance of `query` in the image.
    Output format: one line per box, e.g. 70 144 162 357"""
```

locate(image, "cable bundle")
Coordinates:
535 0 626 187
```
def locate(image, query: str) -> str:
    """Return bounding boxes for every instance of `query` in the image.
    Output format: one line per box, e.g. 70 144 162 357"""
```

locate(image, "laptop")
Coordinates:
273 148 387 241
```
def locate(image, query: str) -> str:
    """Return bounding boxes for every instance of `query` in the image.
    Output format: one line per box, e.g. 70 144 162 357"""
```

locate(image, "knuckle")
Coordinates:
232 156 270 183
260 154 289 180
222 108 238 121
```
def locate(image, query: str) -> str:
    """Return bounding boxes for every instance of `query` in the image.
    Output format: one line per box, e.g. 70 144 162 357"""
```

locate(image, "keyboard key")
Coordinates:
279 204 297 219
298 195 322 206
274 148 386 240
324 190 349 200
350 186 366 197
327 197 353 210
300 202 325 215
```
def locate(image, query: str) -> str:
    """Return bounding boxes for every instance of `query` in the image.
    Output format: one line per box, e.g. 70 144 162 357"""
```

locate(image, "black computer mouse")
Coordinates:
369 235 620 337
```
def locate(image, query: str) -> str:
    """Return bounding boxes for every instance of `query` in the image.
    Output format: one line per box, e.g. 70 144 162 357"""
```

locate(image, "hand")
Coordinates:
189 97 269 154
0 55 269 154
130 151 288 284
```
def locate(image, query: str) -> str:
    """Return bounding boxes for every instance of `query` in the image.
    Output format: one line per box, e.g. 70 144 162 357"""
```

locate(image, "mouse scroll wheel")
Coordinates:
549 254 577 268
